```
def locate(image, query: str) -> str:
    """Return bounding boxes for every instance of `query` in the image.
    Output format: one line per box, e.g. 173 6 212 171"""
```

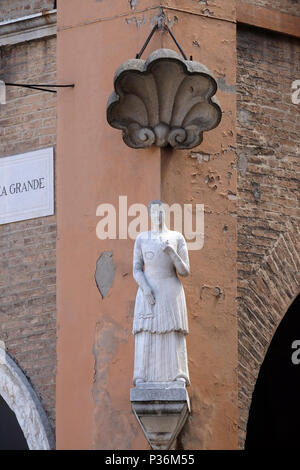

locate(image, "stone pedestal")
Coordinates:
130 381 190 450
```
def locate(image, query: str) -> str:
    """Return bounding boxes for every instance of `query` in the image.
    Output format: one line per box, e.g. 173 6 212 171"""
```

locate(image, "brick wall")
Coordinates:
0 0 55 22
237 25 300 447
0 37 56 429
239 0 300 17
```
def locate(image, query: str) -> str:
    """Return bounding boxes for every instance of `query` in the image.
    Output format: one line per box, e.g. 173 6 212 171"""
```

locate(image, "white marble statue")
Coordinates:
132 200 190 386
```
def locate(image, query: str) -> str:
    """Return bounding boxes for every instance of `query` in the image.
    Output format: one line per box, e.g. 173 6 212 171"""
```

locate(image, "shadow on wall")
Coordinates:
245 294 300 449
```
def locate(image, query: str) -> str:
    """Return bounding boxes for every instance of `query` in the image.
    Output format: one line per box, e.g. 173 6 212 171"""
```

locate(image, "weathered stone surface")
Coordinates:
107 48 221 149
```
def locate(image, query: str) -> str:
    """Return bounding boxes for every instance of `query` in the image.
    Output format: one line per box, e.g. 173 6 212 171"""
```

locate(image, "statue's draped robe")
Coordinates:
133 231 190 385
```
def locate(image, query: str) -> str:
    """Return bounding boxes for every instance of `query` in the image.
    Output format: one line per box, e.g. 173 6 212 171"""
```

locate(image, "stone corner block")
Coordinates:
130 382 190 450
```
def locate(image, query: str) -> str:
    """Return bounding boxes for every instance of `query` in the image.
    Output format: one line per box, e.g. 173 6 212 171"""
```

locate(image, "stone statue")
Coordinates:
132 200 190 386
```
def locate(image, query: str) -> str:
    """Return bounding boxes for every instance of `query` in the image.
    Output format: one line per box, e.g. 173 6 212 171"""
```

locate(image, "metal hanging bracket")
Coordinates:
3 83 74 94
135 8 190 61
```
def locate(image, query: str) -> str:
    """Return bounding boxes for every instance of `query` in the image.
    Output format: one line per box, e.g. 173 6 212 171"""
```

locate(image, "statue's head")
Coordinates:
148 200 165 227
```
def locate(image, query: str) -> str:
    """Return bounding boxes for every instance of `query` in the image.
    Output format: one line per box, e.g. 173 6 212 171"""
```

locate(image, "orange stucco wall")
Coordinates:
56 0 237 450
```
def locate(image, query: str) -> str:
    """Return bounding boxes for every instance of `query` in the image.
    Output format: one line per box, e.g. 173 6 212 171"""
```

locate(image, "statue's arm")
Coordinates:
162 234 190 277
133 236 155 304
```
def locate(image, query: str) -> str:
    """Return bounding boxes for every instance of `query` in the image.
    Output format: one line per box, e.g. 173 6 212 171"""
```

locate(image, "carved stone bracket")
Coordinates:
130 381 190 450
107 48 222 150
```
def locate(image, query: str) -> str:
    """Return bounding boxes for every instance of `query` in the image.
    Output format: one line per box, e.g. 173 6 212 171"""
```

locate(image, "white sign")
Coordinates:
0 147 54 225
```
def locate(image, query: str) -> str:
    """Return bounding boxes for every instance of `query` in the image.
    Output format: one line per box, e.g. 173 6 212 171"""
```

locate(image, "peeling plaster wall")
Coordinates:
160 7 237 450
95 252 115 299
56 0 237 449
0 0 55 22
238 0 300 17
56 1 162 450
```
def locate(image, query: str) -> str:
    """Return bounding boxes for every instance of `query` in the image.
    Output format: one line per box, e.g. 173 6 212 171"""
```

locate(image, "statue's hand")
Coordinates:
144 286 155 305
160 238 173 254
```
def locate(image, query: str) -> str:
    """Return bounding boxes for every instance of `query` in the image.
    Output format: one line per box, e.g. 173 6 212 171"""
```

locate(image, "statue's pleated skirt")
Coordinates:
133 279 188 335
133 331 190 386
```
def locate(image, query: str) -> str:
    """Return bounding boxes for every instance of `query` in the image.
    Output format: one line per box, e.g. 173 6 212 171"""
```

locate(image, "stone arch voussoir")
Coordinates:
238 221 300 448
0 342 55 450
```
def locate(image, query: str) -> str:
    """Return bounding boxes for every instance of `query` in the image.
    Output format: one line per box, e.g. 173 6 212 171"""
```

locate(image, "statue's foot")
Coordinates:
135 378 144 385
176 377 186 385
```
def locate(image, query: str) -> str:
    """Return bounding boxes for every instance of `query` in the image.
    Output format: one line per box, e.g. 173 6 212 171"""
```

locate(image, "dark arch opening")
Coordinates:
245 294 300 449
0 395 29 450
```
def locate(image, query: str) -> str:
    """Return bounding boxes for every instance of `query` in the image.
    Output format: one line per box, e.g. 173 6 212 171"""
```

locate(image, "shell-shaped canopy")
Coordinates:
107 49 222 150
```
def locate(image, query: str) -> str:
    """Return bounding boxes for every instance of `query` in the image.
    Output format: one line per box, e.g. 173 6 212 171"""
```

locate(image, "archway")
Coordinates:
237 223 300 447
0 342 54 450
245 294 300 449
0 395 28 450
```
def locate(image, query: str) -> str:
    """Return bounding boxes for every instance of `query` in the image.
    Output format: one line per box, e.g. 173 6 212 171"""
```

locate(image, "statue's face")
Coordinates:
149 203 165 227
